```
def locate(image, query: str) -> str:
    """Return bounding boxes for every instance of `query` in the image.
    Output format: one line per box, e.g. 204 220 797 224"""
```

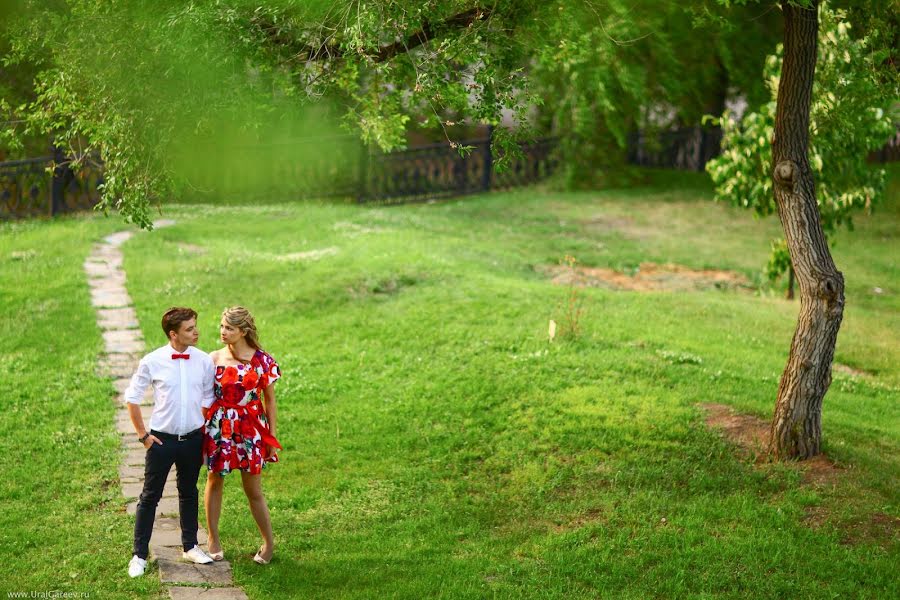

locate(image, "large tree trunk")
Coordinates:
769 0 845 460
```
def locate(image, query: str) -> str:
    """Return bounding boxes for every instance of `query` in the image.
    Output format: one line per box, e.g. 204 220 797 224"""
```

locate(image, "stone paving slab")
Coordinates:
105 231 135 246
116 405 153 422
113 378 132 394
111 386 154 410
127 496 181 516
88 273 127 288
100 352 141 367
158 496 182 517
112 379 155 404
84 262 119 279
122 478 182 499
90 289 131 308
117 419 135 434
103 339 145 354
159 560 232 585
103 362 141 378
116 411 153 434
121 439 145 451
97 307 140 329
152 543 207 561
151 520 209 547
86 252 123 267
103 328 144 344
125 449 147 466
169 587 248 600
121 481 143 498
120 465 145 479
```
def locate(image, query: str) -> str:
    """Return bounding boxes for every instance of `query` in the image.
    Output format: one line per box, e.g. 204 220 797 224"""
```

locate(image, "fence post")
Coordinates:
50 145 68 216
481 125 494 192
357 143 369 203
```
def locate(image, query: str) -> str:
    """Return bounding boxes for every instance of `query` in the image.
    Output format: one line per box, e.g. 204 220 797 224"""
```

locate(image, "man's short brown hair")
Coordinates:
161 307 198 338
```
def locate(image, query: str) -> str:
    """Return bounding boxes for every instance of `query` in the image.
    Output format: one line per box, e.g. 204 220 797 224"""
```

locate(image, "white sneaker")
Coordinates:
128 555 147 578
182 545 214 564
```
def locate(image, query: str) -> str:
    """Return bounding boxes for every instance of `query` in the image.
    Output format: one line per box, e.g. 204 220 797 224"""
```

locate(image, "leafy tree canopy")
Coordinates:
2 1 886 227
706 1 898 284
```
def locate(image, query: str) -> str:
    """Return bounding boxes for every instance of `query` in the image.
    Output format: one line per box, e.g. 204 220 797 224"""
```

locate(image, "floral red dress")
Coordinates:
204 349 282 476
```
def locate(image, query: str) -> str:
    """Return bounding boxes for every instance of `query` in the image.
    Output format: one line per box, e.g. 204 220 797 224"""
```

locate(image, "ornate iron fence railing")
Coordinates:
1 135 559 218
362 135 558 204
0 152 103 219
869 129 900 163
626 124 900 171
626 127 724 172
5 124 898 220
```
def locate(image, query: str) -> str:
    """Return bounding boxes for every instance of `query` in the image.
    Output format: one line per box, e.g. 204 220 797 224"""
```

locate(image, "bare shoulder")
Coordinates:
210 347 233 364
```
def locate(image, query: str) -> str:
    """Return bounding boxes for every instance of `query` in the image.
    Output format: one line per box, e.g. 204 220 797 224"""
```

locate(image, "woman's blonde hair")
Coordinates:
223 306 261 350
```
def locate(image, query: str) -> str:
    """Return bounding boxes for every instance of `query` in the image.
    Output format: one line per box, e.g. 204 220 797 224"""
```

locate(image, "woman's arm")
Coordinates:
263 384 277 437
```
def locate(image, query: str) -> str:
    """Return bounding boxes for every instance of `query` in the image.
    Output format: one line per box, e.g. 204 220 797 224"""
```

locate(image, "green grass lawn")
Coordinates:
2 170 897 599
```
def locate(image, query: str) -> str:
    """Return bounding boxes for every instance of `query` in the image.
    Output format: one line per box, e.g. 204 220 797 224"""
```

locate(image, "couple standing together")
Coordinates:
125 306 282 578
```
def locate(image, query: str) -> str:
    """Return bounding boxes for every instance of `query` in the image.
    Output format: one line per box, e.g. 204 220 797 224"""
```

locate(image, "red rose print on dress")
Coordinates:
241 369 259 390
222 383 243 403
220 366 239 386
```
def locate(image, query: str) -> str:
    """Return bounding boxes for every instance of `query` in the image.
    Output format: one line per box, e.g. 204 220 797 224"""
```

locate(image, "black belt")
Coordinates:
151 428 203 442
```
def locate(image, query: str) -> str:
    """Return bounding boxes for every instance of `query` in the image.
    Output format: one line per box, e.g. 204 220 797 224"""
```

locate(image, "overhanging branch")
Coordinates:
254 6 493 64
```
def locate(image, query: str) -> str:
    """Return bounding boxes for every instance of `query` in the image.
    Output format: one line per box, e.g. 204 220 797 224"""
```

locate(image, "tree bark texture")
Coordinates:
769 0 845 460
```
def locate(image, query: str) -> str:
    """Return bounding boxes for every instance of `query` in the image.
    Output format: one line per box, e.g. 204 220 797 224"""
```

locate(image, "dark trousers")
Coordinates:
132 430 204 559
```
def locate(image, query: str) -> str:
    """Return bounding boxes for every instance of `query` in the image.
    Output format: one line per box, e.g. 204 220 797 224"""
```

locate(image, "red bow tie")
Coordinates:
172 353 190 360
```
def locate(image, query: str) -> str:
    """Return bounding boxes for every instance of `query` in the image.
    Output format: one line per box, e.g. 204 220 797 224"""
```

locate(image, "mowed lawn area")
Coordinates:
1 171 897 599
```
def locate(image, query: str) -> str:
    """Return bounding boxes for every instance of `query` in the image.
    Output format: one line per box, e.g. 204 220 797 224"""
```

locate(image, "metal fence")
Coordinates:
626 127 723 172
1 136 559 218
0 151 103 219
870 129 900 163
627 125 900 171
4 125 897 220
362 135 558 203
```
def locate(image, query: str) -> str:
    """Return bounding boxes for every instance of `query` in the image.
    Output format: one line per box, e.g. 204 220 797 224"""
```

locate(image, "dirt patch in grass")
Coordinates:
551 507 607 534
545 262 752 292
348 273 421 299
702 403 770 460
803 505 830 530
833 362 872 378
844 512 900 545
701 403 842 484
800 454 843 486
700 404 898 546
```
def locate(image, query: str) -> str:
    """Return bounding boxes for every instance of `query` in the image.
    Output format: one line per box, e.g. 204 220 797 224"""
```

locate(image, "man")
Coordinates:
125 307 215 578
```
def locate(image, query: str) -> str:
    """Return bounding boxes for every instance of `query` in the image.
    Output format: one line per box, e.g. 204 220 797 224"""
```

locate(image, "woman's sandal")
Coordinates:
253 547 272 565
208 550 224 561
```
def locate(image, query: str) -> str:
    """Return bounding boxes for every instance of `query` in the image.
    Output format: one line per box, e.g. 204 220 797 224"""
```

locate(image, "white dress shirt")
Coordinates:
124 344 215 435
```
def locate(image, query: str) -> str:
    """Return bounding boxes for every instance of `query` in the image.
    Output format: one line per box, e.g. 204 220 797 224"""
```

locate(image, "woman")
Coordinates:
203 306 282 564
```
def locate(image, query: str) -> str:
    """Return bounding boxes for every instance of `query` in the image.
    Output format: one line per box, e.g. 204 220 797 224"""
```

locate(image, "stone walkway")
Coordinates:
86 223 248 600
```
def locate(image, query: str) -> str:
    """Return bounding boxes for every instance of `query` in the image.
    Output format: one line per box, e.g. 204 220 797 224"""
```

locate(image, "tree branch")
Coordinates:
254 6 493 64
375 7 492 62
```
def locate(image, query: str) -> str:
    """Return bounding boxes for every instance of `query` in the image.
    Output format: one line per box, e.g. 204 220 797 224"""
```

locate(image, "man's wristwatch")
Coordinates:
138 432 150 444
